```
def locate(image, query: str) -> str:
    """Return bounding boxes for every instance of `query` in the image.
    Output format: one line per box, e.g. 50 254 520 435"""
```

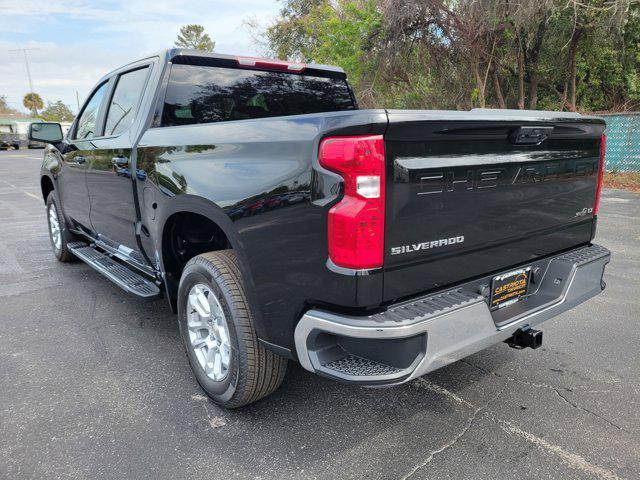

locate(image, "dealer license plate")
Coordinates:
490 267 531 310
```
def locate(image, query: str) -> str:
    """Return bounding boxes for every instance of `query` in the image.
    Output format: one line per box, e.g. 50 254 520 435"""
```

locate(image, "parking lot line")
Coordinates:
0 178 42 202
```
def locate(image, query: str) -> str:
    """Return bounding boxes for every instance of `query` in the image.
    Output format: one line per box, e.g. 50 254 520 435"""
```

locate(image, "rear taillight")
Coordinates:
594 133 606 216
318 135 386 270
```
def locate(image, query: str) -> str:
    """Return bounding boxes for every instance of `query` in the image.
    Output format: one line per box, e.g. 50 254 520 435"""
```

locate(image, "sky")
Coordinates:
0 0 281 115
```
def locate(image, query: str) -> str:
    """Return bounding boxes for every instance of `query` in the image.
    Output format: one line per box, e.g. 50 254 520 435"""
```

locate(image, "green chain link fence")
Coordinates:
600 113 640 172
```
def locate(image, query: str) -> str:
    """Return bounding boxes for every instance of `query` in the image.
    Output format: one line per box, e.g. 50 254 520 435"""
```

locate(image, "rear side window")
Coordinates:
104 67 149 136
74 82 108 140
161 64 355 127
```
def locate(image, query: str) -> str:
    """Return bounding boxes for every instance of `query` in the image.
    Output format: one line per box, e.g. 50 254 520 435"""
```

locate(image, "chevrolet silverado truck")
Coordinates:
30 49 610 408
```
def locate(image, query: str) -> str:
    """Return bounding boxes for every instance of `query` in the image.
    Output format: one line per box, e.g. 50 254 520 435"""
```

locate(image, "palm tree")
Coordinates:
23 93 44 116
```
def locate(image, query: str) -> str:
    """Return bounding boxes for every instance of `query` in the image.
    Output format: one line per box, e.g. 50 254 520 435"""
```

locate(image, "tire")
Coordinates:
177 250 287 408
46 192 77 262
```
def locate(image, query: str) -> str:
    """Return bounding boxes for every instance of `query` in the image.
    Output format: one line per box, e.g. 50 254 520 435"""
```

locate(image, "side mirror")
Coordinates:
29 122 63 143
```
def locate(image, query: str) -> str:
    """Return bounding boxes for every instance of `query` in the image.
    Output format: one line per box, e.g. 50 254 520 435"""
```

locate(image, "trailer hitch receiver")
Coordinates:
505 328 543 350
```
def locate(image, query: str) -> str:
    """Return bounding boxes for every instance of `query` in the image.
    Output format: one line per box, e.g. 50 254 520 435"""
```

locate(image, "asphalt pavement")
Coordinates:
1 149 638 480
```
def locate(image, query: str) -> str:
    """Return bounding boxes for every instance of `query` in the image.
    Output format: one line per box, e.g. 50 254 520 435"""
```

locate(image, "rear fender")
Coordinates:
155 195 265 336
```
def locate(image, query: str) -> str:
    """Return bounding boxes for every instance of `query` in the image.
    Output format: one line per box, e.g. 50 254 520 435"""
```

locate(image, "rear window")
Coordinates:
161 64 355 127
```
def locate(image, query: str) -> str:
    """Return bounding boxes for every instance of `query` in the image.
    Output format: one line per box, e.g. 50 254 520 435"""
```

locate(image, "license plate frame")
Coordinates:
490 266 531 310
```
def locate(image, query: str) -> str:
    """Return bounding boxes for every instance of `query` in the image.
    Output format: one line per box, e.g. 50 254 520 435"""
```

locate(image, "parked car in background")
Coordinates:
0 118 47 149
0 121 21 149
32 49 610 409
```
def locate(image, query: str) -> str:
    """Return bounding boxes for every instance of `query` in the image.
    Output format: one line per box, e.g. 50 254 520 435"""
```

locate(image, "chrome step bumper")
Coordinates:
294 244 610 385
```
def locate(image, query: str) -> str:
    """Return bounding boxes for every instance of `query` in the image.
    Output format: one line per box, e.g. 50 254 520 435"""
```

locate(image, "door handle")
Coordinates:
75 155 86 164
112 156 129 168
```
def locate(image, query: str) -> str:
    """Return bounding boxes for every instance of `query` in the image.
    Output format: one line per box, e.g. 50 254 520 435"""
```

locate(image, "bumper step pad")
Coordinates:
370 288 483 324
324 355 402 377
556 244 610 266
68 242 160 299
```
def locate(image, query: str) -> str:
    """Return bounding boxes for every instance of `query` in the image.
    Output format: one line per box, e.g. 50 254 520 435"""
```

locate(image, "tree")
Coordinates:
23 92 44 116
255 0 385 106
0 95 16 114
41 100 75 122
175 24 215 52
257 0 639 112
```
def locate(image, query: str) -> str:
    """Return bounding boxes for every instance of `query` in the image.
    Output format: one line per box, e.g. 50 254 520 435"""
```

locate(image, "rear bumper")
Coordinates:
294 244 610 385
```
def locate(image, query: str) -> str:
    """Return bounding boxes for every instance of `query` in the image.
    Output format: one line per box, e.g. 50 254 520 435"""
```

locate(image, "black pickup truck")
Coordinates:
31 49 610 408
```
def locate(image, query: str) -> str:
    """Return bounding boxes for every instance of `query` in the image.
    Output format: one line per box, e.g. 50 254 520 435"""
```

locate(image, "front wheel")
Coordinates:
46 192 77 262
178 250 287 408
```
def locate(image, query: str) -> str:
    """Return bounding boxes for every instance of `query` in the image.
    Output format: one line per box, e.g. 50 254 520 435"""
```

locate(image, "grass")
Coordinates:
603 171 640 193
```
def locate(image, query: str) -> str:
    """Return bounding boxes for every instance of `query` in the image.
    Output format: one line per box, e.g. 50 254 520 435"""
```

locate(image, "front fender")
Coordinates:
41 143 63 177
39 145 64 203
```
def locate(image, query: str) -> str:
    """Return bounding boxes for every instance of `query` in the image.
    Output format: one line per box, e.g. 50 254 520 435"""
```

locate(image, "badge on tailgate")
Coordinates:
490 267 531 310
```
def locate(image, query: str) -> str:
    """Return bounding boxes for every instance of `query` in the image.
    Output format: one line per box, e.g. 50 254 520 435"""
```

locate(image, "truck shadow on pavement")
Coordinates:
48 265 518 478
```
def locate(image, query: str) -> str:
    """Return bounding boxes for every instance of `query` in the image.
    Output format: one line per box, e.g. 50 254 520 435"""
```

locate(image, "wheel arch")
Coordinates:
155 196 262 331
40 175 55 204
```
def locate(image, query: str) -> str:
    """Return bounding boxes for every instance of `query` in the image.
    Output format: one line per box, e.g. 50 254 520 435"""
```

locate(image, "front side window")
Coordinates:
161 64 355 127
104 67 149 136
74 82 108 140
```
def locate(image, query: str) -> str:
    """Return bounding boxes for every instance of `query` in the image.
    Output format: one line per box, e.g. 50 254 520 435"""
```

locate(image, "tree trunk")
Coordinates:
527 19 548 110
567 27 583 109
561 79 568 108
517 33 525 109
529 76 540 109
474 61 486 108
542 80 579 112
492 68 506 108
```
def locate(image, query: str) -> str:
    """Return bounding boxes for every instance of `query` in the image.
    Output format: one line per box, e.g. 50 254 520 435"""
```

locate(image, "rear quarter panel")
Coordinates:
135 110 388 351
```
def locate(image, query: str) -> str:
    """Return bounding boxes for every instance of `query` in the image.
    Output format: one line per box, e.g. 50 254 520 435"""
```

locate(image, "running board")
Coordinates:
68 242 161 299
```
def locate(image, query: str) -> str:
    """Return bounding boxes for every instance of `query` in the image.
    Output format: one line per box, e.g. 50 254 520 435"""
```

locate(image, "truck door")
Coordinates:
58 81 110 231
86 65 151 268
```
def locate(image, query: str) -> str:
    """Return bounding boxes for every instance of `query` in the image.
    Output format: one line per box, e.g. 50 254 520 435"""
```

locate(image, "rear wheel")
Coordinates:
178 250 287 408
46 192 77 262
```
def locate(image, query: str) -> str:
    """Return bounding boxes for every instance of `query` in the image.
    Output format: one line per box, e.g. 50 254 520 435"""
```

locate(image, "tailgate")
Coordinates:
383 109 605 301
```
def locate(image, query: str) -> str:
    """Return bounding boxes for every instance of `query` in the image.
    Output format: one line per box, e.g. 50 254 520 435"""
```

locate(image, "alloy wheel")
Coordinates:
186 283 231 382
48 203 61 250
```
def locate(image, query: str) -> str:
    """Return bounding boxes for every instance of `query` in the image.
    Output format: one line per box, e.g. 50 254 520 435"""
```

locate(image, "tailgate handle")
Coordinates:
509 126 553 145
